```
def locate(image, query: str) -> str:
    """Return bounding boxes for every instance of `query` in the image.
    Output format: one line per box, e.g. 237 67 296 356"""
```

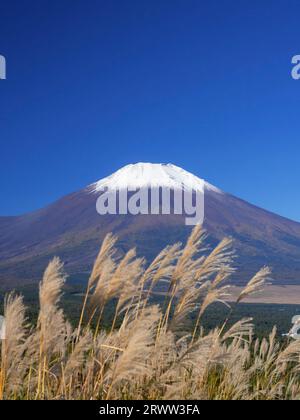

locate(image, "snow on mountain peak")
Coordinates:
91 163 222 193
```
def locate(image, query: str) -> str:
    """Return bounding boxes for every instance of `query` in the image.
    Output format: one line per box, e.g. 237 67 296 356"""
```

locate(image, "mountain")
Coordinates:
1 163 300 288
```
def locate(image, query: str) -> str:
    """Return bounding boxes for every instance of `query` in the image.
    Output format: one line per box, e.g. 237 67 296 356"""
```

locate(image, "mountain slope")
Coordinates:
0 163 300 287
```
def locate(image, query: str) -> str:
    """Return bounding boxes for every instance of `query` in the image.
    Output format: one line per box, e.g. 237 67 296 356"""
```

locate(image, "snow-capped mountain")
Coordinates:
1 163 300 287
91 163 221 192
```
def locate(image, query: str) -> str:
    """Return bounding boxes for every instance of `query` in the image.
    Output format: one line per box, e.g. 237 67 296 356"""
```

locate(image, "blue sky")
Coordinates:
0 0 300 220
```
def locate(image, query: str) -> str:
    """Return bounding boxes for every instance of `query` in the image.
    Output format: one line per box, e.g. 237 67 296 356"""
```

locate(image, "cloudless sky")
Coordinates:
0 0 300 220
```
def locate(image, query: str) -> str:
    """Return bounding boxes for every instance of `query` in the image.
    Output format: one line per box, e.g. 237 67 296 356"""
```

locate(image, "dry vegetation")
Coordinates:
0 226 299 400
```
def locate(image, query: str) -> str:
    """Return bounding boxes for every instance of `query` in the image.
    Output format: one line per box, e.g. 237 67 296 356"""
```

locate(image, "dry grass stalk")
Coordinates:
1 229 299 400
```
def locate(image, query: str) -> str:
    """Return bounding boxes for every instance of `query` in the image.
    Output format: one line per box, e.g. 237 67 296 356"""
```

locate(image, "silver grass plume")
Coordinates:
237 266 271 303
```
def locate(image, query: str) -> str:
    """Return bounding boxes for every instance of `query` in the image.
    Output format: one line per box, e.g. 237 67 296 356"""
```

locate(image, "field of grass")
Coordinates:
2 283 298 340
1 227 300 400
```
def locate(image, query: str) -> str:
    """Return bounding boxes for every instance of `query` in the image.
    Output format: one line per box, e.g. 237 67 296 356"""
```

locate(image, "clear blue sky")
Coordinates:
0 0 300 220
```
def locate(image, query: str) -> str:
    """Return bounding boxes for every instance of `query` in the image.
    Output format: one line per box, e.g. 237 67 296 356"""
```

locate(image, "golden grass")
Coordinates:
0 227 299 400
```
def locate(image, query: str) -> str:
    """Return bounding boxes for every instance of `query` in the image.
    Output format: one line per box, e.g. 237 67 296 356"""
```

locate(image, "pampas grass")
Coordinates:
0 227 298 400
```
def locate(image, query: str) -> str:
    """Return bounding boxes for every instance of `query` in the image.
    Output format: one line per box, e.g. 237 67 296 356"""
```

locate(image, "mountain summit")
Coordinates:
91 163 221 192
0 163 300 287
